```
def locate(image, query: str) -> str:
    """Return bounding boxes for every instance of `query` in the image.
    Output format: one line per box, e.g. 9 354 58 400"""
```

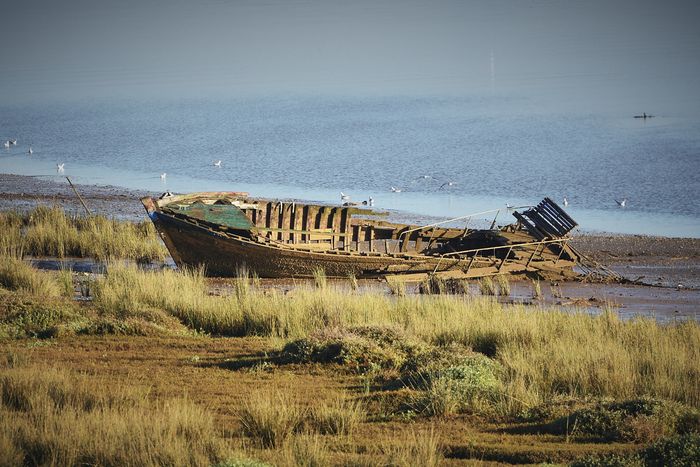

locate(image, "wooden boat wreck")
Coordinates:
141 193 583 280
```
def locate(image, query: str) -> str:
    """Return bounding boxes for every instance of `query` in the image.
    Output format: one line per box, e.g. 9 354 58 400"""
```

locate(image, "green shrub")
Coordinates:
548 399 700 442
282 325 428 372
641 433 700 467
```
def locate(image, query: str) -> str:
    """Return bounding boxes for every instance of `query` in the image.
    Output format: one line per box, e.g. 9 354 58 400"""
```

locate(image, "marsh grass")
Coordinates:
312 268 327 290
0 206 166 261
479 277 496 296
87 263 700 410
0 366 226 466
347 273 358 291
6 257 700 414
386 277 406 296
531 279 542 300
308 397 365 435
0 255 62 297
495 274 511 296
380 428 443 467
280 434 331 467
57 267 74 298
239 390 306 448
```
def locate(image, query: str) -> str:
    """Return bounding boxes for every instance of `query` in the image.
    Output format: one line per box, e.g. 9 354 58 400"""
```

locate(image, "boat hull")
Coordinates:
150 211 509 278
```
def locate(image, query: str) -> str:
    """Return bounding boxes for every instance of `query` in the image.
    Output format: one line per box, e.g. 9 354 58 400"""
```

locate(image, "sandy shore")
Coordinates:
2 173 698 320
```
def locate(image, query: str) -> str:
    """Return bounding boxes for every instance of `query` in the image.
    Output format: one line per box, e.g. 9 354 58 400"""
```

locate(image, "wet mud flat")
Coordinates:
0 173 150 220
3 173 699 322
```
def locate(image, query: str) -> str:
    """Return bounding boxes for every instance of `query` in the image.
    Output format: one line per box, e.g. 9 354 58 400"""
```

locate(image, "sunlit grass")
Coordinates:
0 365 226 466
0 206 166 261
88 262 700 411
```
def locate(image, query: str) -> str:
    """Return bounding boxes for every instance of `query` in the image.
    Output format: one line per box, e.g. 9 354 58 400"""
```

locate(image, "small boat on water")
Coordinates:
141 192 582 280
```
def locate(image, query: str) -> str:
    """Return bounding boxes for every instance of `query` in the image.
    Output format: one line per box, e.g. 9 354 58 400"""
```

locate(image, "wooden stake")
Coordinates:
66 177 91 215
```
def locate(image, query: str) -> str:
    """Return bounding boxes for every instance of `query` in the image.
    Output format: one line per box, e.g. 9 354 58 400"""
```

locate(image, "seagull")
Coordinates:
390 186 402 193
213 160 222 167
413 175 434 182
340 192 350 202
9 139 17 145
3 141 9 149
368 196 374 207
56 163 65 173
160 173 167 180
563 197 569 207
615 198 627 208
439 181 455 190
27 146 33 155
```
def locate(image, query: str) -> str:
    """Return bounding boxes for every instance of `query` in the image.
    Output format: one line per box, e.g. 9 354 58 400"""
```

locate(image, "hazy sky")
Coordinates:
1 0 699 112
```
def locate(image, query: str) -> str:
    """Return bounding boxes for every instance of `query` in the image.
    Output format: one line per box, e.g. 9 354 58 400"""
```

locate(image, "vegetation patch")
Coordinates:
281 325 429 372
571 433 700 467
0 289 86 339
0 366 226 466
530 398 700 442
0 205 166 262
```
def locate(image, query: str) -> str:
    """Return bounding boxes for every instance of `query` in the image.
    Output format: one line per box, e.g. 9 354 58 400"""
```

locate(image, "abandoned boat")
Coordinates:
141 193 582 279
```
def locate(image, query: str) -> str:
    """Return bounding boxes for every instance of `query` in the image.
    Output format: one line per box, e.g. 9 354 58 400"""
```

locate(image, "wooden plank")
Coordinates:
292 204 302 243
342 209 351 251
279 202 290 242
304 205 313 243
329 207 338 249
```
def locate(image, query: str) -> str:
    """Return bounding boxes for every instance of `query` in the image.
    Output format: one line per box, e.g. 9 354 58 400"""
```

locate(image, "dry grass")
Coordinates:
239 390 306 448
531 278 542 300
308 397 365 436
0 364 226 466
479 276 496 296
386 277 406 296
3 250 700 430
379 428 443 467
495 274 511 296
85 262 700 411
0 206 166 261
0 255 62 298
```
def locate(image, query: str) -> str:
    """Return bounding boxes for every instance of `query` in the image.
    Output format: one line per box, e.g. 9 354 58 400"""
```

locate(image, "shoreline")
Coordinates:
2 172 699 320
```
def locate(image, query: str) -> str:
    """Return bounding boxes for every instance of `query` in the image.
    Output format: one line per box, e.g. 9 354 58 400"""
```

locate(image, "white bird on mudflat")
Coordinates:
340 192 350 202
27 146 33 155
439 181 455 190
563 197 569 207
213 160 222 167
3 141 9 149
390 186 402 193
160 173 167 180
56 163 65 172
9 139 17 145
615 198 627 208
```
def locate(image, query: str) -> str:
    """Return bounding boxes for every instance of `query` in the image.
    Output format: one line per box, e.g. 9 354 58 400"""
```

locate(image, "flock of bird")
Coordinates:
2 141 631 209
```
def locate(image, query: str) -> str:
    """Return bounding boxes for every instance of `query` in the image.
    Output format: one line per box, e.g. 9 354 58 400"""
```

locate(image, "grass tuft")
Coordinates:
308 396 365 435
479 277 496 296
0 366 226 466
239 390 306 448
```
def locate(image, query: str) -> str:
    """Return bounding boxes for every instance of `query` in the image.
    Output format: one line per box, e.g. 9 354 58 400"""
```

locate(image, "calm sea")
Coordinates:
1 96 699 237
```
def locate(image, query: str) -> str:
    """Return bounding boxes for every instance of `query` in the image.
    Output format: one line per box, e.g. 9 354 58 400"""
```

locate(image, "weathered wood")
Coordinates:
146 192 581 280
292 204 302 243
279 203 290 242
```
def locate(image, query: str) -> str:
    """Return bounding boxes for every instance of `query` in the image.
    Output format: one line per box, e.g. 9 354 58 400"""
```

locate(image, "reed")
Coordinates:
239 390 306 448
479 277 496 296
78 263 700 410
0 254 62 297
380 428 443 467
0 365 226 466
531 278 542 300
0 206 166 262
308 396 365 436
386 277 406 296
495 274 511 296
